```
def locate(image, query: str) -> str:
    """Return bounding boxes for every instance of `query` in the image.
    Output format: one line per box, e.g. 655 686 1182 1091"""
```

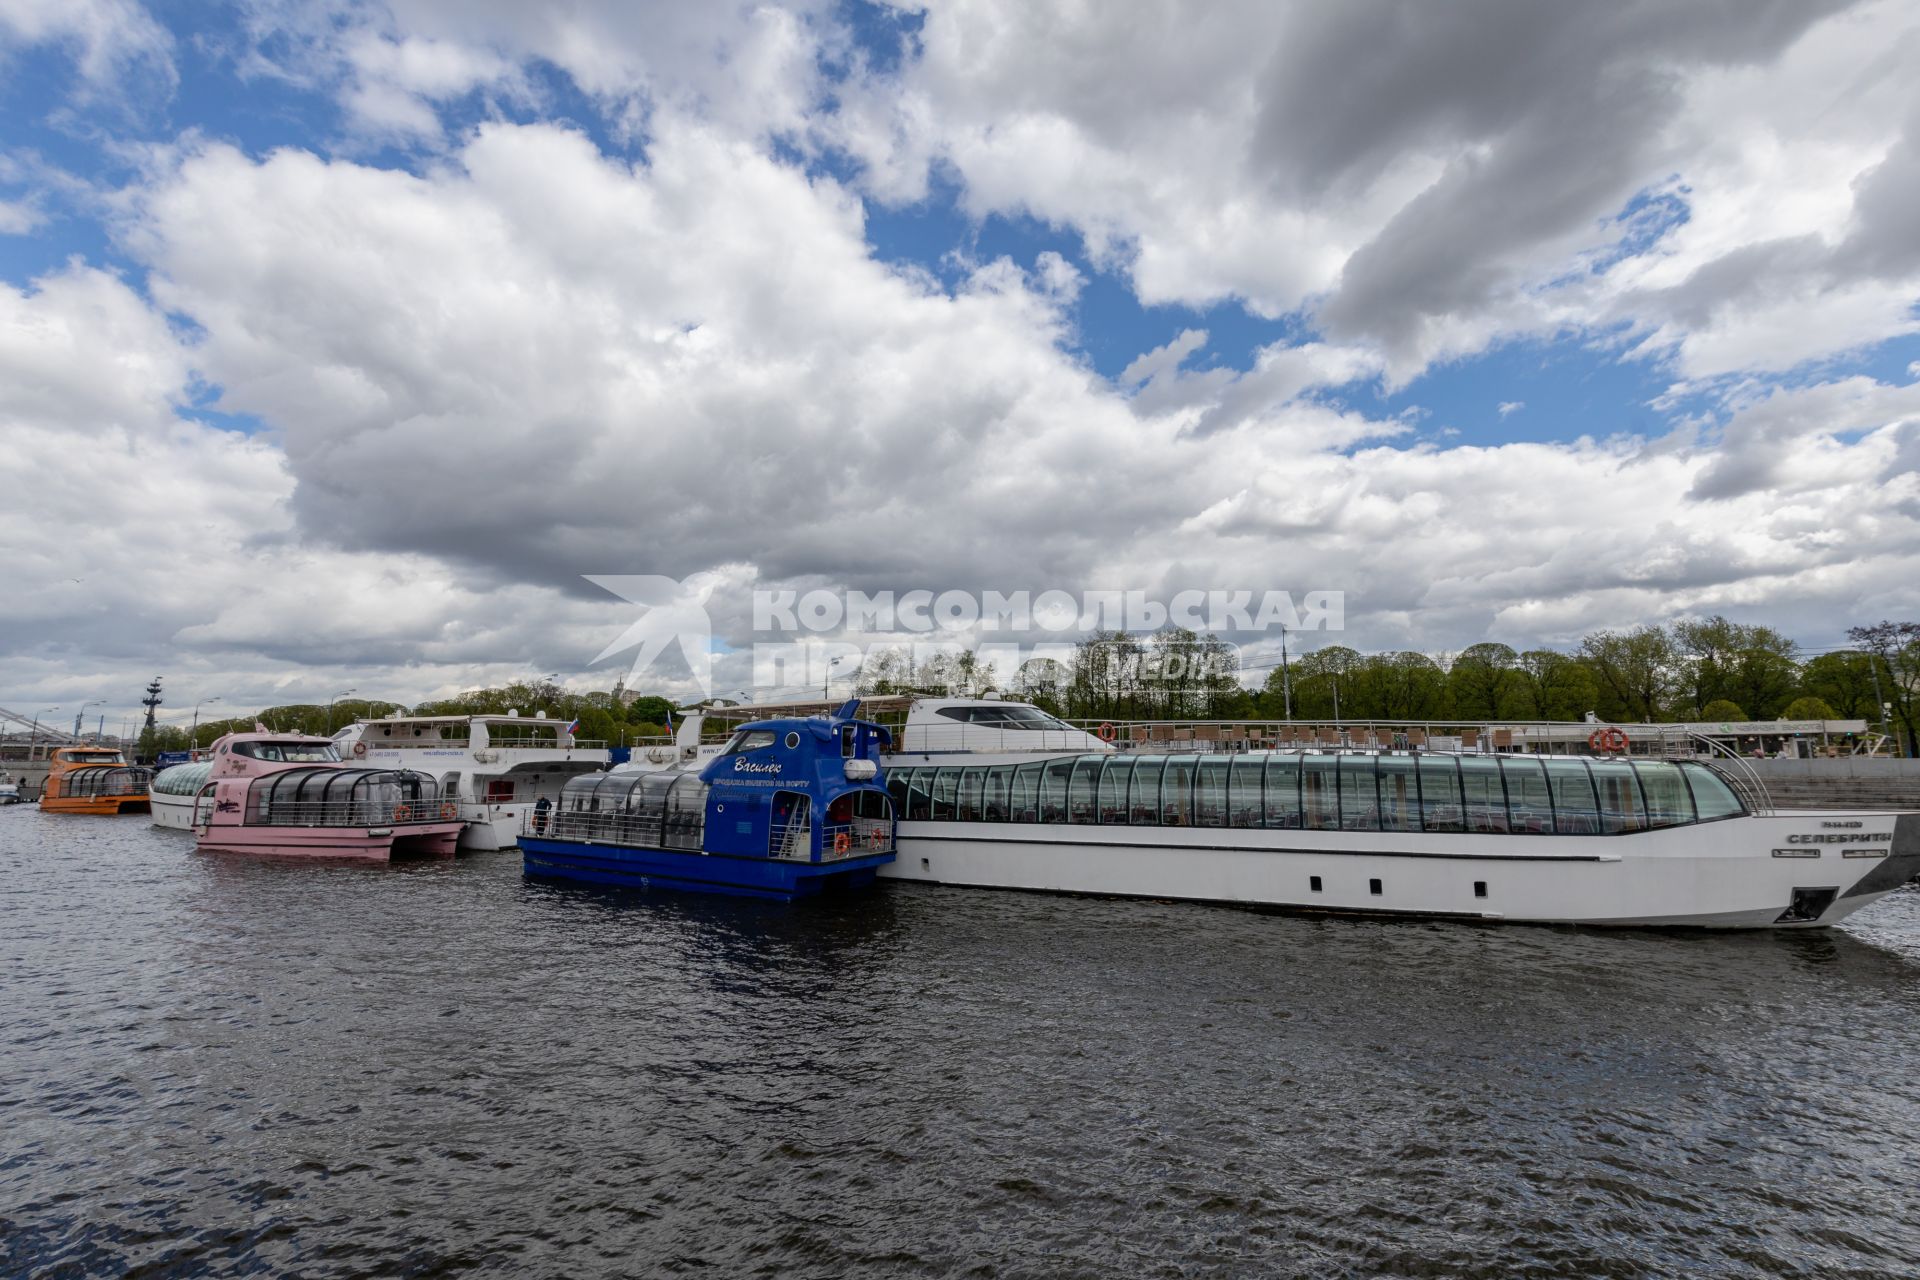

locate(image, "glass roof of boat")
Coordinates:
152 761 214 795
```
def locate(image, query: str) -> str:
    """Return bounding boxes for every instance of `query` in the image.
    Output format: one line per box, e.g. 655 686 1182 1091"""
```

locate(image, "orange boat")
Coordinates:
40 745 153 814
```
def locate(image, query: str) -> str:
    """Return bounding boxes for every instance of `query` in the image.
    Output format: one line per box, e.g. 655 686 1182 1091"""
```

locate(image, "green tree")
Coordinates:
1447 642 1519 719
1799 651 1880 719
1846 621 1920 756
1291 644 1361 719
1504 650 1597 721
1347 651 1447 719
1699 698 1749 722
1782 696 1839 720
1579 626 1677 721
624 695 677 725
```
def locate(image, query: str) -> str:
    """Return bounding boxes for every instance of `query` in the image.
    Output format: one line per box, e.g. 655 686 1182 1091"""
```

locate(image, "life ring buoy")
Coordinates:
868 826 887 848
1588 727 1629 754
833 830 851 854
1097 722 1117 743
393 802 413 822
352 741 366 757
439 802 457 820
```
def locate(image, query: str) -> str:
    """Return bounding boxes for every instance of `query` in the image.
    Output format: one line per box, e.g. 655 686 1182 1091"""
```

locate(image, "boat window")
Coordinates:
1376 756 1417 832
1589 759 1647 833
936 705 1075 731
1096 757 1133 824
957 766 984 822
1161 757 1194 826
840 724 856 758
983 765 1012 821
1680 763 1745 820
1543 758 1600 834
1458 757 1509 834
1228 756 1264 828
1263 755 1302 828
1632 761 1695 828
231 740 340 763
1010 762 1041 822
1500 757 1554 834
1068 756 1102 824
663 775 707 849
886 769 910 816
1302 755 1339 830
1338 756 1379 831
1193 757 1228 827
1039 758 1076 823
931 767 959 821
1416 756 1462 832
1127 757 1164 825
906 769 932 821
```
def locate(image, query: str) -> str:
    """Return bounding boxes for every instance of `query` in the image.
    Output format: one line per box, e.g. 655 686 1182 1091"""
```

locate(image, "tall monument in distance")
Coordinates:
142 676 163 733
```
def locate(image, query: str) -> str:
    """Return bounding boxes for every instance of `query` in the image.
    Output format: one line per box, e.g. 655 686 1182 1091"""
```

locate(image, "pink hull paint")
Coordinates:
196 822 464 861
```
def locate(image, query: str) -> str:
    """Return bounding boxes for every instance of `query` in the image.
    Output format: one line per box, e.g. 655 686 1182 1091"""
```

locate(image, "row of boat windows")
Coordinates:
56 765 153 798
885 754 1746 835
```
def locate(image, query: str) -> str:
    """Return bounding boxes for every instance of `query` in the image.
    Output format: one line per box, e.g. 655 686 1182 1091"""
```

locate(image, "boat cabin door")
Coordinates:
769 789 810 860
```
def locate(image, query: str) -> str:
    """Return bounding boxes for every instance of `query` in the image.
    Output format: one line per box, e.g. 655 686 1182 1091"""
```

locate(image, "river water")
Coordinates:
4 808 1919 1279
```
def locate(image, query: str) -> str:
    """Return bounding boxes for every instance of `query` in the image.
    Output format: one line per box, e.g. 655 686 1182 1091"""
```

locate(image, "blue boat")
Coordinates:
520 701 896 901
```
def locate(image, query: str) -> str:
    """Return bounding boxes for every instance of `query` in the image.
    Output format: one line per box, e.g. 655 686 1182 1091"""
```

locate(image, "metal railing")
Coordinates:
822 817 894 858
1685 733 1776 814
208 799 460 827
521 809 701 849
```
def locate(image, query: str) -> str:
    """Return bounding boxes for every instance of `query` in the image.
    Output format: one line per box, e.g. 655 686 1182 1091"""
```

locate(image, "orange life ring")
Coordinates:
1588 727 1629 754
833 830 851 854
352 741 366 757
440 802 457 820
1097 722 1117 743
393 802 413 822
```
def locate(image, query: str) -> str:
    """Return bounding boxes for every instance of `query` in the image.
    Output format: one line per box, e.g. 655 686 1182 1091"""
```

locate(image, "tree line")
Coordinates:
132 617 1920 758
860 617 1920 752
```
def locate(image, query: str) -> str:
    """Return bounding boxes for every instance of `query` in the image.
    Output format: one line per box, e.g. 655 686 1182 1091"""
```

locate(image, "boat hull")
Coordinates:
41 795 149 815
881 811 1920 929
149 790 196 830
522 838 894 902
195 821 464 861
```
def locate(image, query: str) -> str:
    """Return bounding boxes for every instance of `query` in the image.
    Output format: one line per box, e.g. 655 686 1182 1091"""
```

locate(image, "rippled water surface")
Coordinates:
5 809 1920 1278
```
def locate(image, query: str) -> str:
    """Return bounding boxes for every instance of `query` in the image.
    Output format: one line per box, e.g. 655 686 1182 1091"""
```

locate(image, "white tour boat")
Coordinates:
331 712 609 850
650 696 1917 929
0 768 22 804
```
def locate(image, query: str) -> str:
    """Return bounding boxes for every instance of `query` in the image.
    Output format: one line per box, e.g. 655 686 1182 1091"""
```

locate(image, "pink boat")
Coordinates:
191 730 464 860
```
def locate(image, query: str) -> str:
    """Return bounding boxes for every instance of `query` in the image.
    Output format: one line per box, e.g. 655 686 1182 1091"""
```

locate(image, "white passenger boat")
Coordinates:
0 769 21 804
657 696 1918 929
150 759 214 828
330 713 609 850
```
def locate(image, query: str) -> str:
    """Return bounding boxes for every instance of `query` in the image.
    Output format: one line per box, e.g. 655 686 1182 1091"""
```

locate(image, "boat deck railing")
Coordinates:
522 810 700 849
215 799 460 827
822 817 894 859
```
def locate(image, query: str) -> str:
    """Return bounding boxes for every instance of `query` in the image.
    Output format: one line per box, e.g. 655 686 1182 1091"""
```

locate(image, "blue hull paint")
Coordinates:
521 837 893 902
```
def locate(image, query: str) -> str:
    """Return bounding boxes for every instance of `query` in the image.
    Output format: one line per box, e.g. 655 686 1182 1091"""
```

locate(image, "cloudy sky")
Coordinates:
4 0 1920 729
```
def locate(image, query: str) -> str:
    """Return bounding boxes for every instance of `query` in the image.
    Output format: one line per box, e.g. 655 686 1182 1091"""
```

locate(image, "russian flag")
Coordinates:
565 717 581 737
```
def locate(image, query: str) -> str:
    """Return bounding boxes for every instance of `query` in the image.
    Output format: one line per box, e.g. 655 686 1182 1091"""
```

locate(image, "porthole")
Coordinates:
1309 875 1323 892
1369 878 1383 896
784 731 800 749
1473 881 1487 899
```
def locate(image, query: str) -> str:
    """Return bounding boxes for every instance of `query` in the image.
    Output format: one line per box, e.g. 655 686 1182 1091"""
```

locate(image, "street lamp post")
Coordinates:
73 700 100 739
823 653 846 700
191 696 222 750
328 689 357 734
29 707 57 761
